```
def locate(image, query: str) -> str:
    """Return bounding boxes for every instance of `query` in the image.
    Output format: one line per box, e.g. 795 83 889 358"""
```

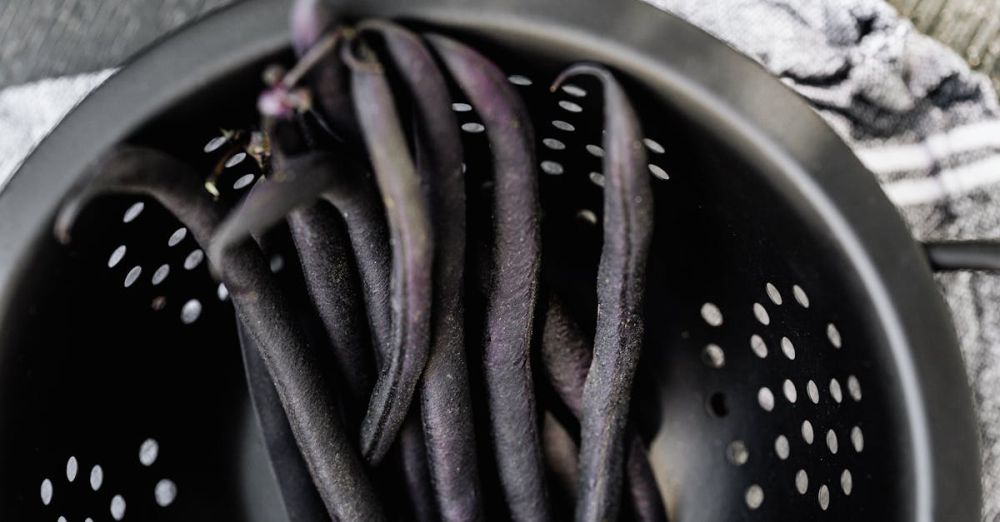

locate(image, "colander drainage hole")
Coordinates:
757 387 775 412
745 485 764 509
123 266 142 288
233 174 256 190
818 484 830 510
750 334 768 358
225 151 247 168
204 135 228 153
542 138 565 150
181 299 202 324
461 122 485 134
795 469 808 494
701 344 725 368
111 494 126 520
540 161 564 175
643 138 665 154
507 74 532 86
122 202 144 223
707 392 728 417
841 469 853 495
585 144 604 157
66 456 78 482
700 302 723 327
552 119 575 132
752 302 770 325
827 323 842 348
830 378 843 403
726 440 748 465
40 478 53 505
107 245 126 268
559 100 583 113
765 282 783 305
793 284 810 308
576 209 598 225
139 438 159 466
560 83 587 97
183 249 204 270
774 435 790 460
167 227 187 247
648 164 670 180
90 464 103 490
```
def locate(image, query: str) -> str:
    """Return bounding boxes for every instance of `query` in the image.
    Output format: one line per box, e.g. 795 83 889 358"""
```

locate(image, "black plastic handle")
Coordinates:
923 240 1000 272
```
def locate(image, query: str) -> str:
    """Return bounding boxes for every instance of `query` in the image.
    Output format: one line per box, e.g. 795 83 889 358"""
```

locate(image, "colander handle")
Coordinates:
923 241 1000 271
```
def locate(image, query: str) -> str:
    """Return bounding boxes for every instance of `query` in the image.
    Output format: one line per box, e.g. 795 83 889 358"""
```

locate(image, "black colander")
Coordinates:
0 0 982 521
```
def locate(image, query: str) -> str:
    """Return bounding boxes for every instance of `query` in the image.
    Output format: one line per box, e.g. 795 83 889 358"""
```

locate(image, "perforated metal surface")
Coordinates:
0 1 979 521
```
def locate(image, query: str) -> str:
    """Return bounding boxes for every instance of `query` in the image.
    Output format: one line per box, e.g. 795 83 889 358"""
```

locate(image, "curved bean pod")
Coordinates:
266 116 375 416
237 321 328 522
399 411 441 522
551 64 654 522
209 134 394 374
343 40 434 465
540 295 666 522
426 33 548 521
358 20 483 521
55 145 383 521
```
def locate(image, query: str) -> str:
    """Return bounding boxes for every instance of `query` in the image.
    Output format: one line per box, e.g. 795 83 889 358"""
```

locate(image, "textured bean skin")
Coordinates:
552 65 655 522
270 109 435 521
541 295 667 522
237 321 328 522
261 116 376 420
344 40 435 465
209 140 394 378
55 146 383 521
427 33 548 522
359 20 483 522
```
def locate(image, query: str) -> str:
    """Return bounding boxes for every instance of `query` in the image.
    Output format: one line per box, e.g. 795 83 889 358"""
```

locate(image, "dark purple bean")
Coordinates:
237 321 328 522
54 145 383 522
262 115 376 417
358 20 483 521
268 113 439 522
426 34 548 521
287 202 374 411
343 39 434 465
542 410 579 501
540 295 666 522
209 134 394 375
399 411 441 522
552 64 654 522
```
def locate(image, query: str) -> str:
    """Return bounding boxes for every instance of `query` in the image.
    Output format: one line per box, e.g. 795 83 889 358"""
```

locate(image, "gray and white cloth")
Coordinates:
1 0 999 519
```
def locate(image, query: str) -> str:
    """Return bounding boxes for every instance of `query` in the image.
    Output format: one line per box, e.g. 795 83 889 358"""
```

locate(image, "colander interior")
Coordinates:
0 3 960 521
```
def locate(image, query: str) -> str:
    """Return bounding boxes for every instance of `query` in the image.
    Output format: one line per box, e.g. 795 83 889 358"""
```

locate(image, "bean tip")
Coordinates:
550 62 610 92
339 36 382 73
